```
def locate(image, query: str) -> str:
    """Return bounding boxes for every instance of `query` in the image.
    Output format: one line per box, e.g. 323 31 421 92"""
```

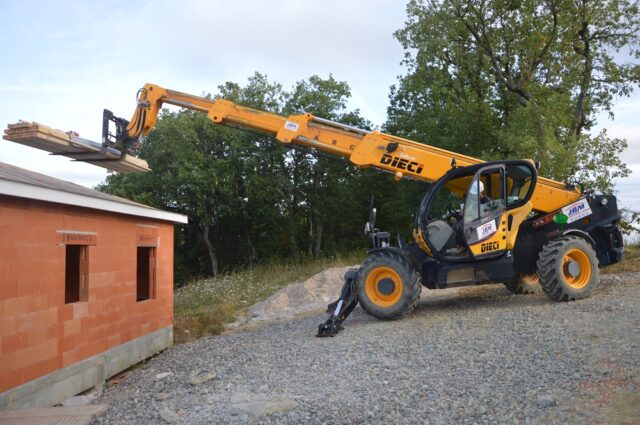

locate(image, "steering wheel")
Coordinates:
445 204 462 222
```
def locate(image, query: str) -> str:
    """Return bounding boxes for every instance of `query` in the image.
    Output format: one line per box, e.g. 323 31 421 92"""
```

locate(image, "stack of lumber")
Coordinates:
3 121 149 173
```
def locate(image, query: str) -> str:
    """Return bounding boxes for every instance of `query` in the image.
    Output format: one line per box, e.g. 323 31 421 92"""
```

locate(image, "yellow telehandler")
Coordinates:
104 84 624 336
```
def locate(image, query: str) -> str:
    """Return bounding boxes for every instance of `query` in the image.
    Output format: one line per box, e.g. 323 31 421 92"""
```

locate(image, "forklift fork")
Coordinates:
316 268 359 337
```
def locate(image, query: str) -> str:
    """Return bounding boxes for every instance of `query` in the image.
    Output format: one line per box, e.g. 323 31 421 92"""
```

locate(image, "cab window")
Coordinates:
463 168 505 225
506 164 534 206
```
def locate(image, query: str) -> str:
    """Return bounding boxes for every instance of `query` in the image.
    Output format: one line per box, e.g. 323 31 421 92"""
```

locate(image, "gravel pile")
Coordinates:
92 273 640 424
227 266 356 330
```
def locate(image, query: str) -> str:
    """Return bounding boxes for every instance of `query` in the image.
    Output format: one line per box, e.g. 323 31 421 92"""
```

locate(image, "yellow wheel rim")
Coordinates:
521 273 539 285
562 248 591 289
365 266 403 307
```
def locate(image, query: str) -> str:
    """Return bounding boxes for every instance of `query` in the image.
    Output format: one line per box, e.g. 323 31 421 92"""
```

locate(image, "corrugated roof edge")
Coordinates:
0 162 188 224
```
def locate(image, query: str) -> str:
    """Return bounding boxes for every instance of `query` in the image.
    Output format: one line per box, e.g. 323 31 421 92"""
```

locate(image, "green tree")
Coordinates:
100 73 288 278
283 75 369 257
388 0 639 191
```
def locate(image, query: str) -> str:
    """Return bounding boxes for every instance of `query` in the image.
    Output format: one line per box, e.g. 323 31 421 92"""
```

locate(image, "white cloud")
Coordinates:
614 163 640 212
594 92 640 165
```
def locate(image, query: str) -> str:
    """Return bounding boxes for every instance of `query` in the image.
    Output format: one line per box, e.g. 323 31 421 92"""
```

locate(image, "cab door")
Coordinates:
462 166 508 260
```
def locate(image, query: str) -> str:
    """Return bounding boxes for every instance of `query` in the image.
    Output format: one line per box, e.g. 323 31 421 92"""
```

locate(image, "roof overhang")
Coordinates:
0 179 188 224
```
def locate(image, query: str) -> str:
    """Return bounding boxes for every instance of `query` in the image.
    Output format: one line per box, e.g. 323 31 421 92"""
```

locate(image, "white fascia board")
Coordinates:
0 179 189 224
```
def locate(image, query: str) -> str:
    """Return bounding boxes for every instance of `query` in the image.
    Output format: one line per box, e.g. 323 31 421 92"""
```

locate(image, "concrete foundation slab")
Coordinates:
0 326 172 410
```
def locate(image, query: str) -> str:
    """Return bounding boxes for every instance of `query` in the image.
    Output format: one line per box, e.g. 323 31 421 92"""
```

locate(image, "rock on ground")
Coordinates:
91 272 640 425
61 394 97 407
229 392 298 416
188 372 216 385
227 266 357 330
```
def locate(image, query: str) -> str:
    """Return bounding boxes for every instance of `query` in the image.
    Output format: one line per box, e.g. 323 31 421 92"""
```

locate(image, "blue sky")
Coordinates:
1 0 639 212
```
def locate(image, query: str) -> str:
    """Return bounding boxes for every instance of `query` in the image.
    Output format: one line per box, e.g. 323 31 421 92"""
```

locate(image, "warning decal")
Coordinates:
476 219 497 240
284 121 299 132
561 199 592 224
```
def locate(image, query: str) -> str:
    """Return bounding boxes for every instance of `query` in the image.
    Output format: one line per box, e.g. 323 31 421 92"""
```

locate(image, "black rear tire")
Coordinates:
537 236 599 301
356 251 421 320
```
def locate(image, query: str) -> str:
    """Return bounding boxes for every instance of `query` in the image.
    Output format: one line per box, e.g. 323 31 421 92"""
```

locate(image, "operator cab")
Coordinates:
415 160 537 262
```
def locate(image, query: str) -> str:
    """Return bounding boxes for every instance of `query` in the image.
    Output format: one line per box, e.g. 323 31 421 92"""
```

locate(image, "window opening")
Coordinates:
137 247 156 301
65 245 88 303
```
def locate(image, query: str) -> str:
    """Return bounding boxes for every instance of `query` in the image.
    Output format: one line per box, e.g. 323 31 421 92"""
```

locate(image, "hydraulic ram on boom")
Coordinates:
105 83 623 337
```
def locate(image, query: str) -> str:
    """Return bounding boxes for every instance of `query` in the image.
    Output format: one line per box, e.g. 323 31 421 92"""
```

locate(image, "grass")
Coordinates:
173 252 365 344
602 244 640 274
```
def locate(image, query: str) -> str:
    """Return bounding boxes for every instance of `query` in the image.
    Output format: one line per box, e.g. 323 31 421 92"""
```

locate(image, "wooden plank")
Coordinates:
3 121 150 173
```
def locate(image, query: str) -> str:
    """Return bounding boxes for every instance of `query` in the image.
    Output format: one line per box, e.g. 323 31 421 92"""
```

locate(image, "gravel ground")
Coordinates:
92 273 640 425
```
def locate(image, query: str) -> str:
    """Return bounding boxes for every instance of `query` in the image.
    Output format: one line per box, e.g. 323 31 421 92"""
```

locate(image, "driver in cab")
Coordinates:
444 180 491 256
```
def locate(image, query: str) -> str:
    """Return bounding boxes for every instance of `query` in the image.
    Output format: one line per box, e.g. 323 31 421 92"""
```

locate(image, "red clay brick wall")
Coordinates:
0 195 174 392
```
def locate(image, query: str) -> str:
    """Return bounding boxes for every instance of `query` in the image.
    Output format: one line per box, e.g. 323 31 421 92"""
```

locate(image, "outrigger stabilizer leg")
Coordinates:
316 269 359 337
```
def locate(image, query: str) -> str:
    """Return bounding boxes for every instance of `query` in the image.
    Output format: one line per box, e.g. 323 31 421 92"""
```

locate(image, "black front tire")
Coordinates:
356 251 421 320
537 236 599 301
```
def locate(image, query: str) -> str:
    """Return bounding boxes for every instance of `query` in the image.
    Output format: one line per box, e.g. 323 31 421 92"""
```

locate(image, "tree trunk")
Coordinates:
286 151 302 261
307 212 314 257
313 221 323 258
573 17 592 137
201 223 219 277
246 234 257 266
288 201 299 261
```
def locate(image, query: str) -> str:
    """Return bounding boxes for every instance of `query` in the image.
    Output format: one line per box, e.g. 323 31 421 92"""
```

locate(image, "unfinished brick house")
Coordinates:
0 162 187 408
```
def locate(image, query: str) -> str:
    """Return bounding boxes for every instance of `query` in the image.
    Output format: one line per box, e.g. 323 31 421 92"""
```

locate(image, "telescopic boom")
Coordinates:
104 83 581 213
